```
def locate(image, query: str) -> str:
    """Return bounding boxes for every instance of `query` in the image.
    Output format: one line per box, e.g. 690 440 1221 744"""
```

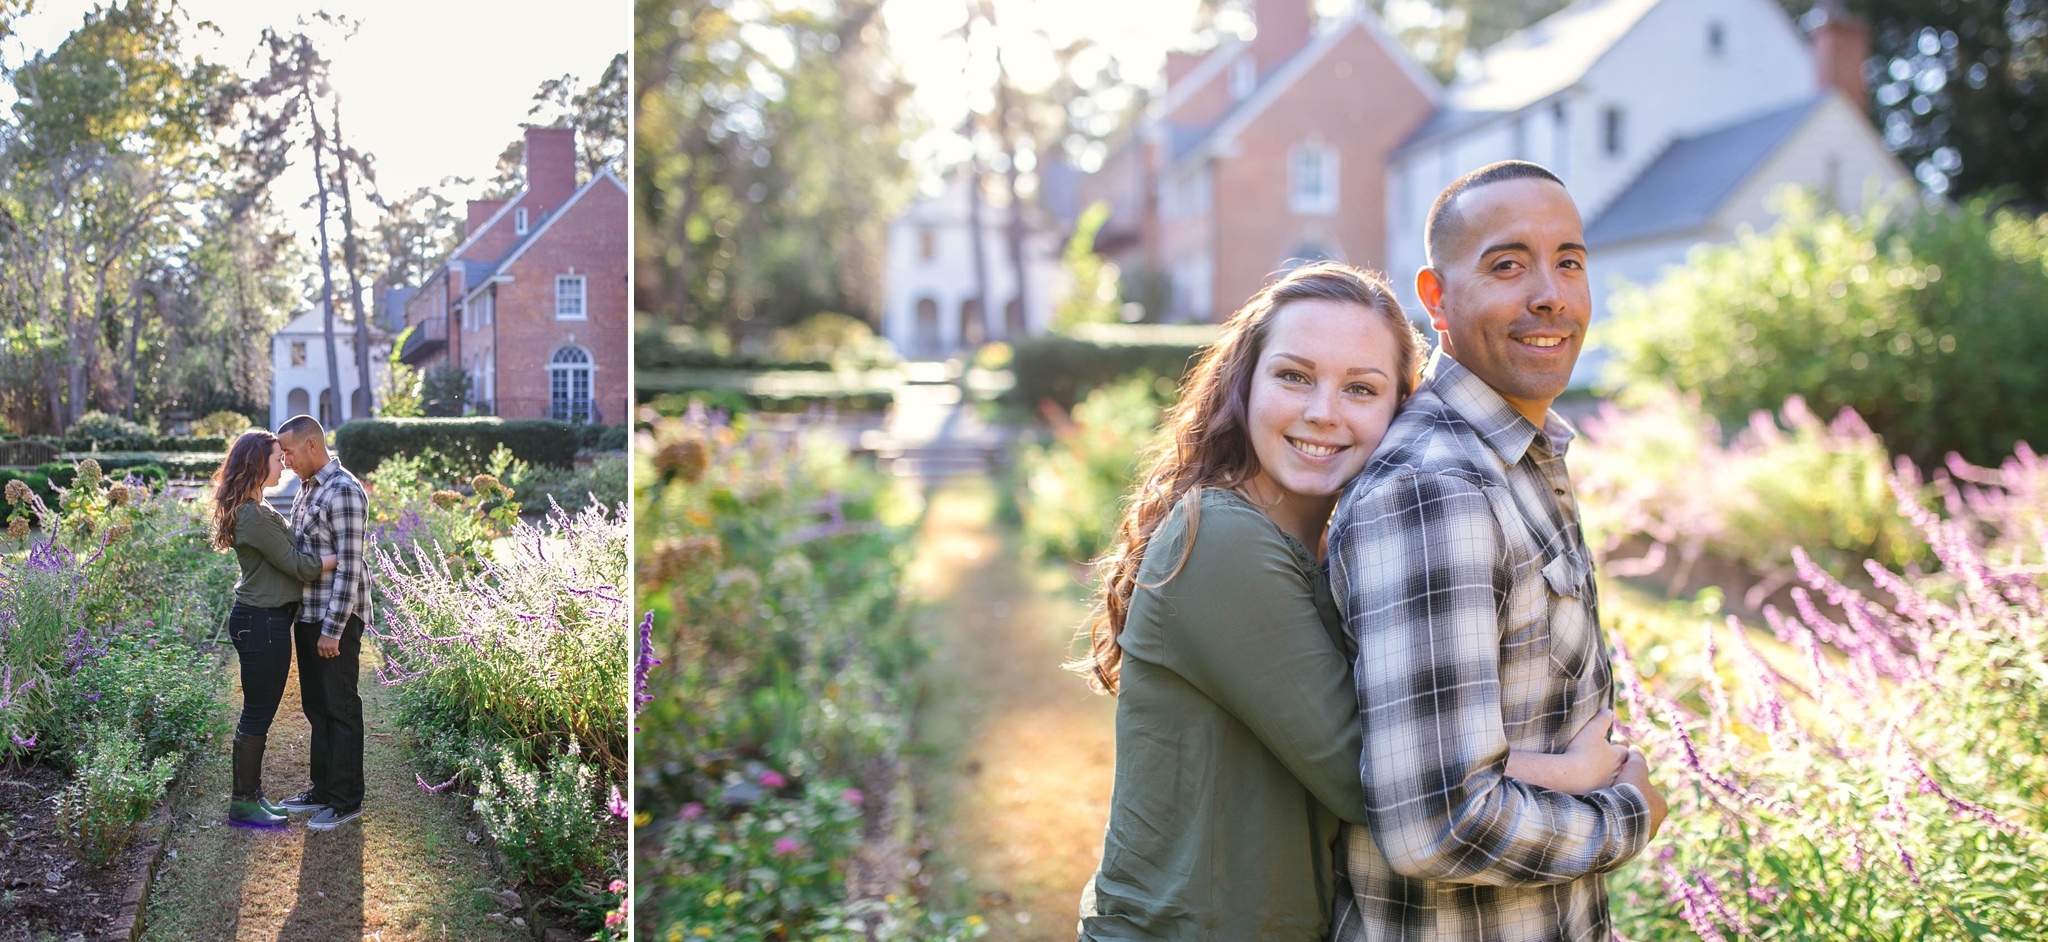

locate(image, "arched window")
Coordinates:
914 297 940 357
287 388 310 418
549 345 595 424
317 389 334 427
1004 297 1025 339
958 298 985 348
351 388 370 420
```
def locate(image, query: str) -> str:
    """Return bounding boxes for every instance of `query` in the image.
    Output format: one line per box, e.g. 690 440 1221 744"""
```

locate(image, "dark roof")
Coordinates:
1585 95 1820 247
463 260 499 290
1396 108 1507 154
1167 121 1219 162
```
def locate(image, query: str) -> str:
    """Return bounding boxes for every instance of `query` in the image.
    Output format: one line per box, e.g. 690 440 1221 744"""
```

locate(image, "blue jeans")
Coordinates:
230 602 298 737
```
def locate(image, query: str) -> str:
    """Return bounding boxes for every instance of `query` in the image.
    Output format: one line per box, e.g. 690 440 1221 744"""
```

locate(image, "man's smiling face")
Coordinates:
1419 177 1590 421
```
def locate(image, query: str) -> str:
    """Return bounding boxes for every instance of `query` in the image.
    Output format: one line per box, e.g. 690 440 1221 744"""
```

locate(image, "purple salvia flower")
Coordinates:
10 732 35 750
634 611 660 715
608 785 628 819
418 772 460 793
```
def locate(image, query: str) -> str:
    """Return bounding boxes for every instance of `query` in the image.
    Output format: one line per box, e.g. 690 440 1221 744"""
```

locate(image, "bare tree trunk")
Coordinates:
998 77 1030 342
307 89 345 428
332 97 376 420
63 274 83 429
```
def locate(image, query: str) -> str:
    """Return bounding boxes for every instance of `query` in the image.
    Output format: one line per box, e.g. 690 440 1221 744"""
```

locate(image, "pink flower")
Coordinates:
605 911 625 927
609 879 626 894
679 802 705 820
607 785 628 819
773 837 803 857
758 770 787 789
841 788 865 807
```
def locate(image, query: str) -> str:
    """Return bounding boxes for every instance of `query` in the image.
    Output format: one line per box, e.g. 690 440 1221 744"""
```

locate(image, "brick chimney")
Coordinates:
465 199 505 238
1248 0 1315 74
1810 0 1871 105
524 126 579 217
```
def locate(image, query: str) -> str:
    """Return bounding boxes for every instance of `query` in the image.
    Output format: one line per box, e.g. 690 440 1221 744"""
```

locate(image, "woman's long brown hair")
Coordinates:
1068 263 1426 694
211 430 279 551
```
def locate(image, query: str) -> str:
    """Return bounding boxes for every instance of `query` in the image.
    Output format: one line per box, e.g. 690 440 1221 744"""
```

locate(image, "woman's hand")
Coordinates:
321 554 338 573
1504 708 1630 795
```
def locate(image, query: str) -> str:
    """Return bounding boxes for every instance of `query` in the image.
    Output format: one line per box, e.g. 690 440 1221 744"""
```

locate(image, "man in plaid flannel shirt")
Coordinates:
276 415 369 832
1326 162 1666 941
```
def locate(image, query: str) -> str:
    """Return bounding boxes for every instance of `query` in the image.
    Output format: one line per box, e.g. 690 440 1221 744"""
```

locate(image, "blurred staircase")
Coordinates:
860 376 1010 482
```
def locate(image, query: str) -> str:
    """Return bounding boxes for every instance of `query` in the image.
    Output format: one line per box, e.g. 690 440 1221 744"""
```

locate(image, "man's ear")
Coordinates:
1417 267 1451 338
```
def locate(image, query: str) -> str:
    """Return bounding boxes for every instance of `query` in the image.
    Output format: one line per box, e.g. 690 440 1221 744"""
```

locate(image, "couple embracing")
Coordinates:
206 415 368 834
1078 161 1668 941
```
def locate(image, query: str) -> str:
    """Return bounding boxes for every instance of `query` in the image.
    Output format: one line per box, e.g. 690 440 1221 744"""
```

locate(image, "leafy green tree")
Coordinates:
420 364 471 417
1602 192 2048 467
485 53 628 198
1840 0 2048 204
637 0 914 332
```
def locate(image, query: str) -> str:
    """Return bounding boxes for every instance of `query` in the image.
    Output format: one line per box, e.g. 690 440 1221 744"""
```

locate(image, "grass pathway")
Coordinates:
140 648 527 942
905 479 1117 941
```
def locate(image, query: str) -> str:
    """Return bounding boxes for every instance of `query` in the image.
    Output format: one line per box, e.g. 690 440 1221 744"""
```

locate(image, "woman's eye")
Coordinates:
1278 369 1309 384
1347 384 1375 397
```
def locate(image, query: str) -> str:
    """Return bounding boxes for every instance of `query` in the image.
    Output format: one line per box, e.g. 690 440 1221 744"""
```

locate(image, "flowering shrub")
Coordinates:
1609 466 2048 939
473 747 607 886
637 405 979 939
55 722 180 868
1014 373 1172 563
1 464 233 779
1576 391 1924 580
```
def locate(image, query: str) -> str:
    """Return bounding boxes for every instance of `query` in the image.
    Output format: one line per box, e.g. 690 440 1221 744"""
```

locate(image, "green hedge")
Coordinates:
632 344 832 372
41 458 187 484
1008 324 1216 412
332 418 583 476
51 435 228 453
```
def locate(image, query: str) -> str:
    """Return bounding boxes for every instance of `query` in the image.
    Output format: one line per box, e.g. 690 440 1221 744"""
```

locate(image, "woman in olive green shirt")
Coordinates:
1073 264 1623 939
210 429 336 830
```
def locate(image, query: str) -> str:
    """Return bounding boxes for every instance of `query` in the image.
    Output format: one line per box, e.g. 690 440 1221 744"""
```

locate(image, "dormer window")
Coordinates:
1230 57 1256 100
1708 21 1725 56
515 207 530 234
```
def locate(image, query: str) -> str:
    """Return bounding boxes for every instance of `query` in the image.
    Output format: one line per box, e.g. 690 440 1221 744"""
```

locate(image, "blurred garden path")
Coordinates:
902 456 1117 941
140 653 527 942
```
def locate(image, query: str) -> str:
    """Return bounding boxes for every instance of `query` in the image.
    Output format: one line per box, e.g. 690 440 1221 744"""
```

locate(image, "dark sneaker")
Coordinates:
278 790 326 814
306 806 361 832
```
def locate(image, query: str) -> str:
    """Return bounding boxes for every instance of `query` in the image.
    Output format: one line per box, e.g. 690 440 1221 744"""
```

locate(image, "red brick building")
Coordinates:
1078 0 1437 321
399 126 628 424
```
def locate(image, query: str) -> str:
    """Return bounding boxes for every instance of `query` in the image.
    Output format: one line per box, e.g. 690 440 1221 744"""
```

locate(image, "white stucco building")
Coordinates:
269 304 391 429
1380 0 1910 382
881 174 1062 360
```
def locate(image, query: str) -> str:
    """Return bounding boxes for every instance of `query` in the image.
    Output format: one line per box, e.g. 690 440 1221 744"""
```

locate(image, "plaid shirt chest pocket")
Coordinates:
1540 551 1597 680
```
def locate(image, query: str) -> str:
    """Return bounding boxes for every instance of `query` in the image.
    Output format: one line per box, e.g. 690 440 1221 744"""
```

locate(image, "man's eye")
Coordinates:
1560 258 1584 270
1492 258 1523 271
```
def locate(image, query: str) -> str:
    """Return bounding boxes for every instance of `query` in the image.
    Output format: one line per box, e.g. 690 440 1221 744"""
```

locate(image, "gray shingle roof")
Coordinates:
1585 95 1821 247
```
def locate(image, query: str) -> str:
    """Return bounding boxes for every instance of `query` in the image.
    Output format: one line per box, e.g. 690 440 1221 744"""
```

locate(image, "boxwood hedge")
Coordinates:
332 418 590 476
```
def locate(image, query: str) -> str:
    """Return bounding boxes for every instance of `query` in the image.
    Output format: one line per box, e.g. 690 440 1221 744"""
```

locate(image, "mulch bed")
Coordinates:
0 763 155 942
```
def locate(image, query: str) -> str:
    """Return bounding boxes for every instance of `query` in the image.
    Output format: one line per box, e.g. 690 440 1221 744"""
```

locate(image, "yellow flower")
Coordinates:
693 929 712 937
666 931 682 942
884 894 899 904
633 812 651 827
966 915 984 927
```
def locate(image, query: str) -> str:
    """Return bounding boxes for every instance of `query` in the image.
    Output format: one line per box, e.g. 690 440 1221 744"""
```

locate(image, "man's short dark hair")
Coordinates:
1424 160 1567 269
277 414 323 441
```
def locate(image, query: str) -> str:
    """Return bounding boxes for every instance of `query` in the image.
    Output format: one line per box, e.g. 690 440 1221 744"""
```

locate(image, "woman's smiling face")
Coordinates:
1245 298 1404 503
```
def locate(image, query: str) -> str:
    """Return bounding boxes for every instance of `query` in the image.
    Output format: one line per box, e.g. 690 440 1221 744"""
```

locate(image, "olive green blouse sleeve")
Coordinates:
236 502 324 582
1144 496 1371 825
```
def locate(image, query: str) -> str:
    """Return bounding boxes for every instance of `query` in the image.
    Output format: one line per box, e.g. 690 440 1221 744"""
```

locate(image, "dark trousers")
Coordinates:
230 602 297 737
295 615 365 812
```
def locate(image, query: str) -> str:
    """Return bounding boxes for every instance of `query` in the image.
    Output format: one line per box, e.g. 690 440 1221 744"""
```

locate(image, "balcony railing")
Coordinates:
398 316 448 365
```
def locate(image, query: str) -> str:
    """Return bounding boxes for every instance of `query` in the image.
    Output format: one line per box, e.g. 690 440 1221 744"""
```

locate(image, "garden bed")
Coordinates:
0 763 162 939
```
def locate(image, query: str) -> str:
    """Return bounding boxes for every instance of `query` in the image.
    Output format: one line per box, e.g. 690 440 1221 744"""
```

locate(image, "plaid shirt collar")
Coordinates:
306 455 344 488
1425 349 1576 465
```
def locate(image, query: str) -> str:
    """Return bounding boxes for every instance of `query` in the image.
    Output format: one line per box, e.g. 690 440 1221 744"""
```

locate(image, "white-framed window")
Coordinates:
556 275 587 320
515 207 530 234
290 341 306 367
549 345 594 424
1230 56 1256 100
1289 144 1339 215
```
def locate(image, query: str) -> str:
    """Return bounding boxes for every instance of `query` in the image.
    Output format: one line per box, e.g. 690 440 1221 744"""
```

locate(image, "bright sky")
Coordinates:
7 0 628 287
880 0 1370 183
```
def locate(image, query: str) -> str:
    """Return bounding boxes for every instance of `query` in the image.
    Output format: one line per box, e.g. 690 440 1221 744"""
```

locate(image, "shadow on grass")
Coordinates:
278 823 363 942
